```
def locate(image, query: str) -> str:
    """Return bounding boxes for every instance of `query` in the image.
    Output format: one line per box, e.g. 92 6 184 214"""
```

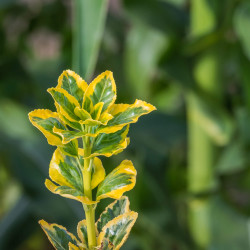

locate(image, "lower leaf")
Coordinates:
97 212 138 249
39 220 80 250
77 220 89 248
96 196 130 233
96 160 136 200
45 179 96 205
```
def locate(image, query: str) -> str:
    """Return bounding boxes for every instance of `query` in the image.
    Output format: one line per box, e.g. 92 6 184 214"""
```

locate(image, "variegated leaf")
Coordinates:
96 160 136 200
28 109 78 156
59 113 83 131
89 126 130 158
48 88 80 122
45 148 96 204
87 100 156 136
75 106 109 126
74 107 92 121
57 70 88 106
97 212 138 249
28 109 65 146
91 102 104 120
77 220 88 247
91 157 106 189
53 127 87 144
59 139 79 157
83 71 116 113
99 99 156 133
45 179 95 204
80 119 107 126
39 220 80 250
96 196 130 233
68 242 81 250
99 112 113 125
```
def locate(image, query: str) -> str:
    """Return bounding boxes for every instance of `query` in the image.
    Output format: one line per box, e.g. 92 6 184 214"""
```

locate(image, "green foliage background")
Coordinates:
1 0 250 249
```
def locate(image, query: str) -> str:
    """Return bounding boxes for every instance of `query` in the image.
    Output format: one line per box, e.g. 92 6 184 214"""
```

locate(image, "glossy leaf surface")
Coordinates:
39 220 80 250
89 126 129 158
28 109 65 146
53 127 87 144
45 149 95 204
97 160 136 200
108 100 156 126
77 219 88 247
59 139 79 157
97 212 138 249
91 157 106 189
29 109 78 156
96 196 130 233
57 70 88 106
83 71 116 112
48 88 80 122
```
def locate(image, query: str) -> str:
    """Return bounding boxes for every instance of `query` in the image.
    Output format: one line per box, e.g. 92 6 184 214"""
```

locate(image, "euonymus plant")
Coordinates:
28 70 155 249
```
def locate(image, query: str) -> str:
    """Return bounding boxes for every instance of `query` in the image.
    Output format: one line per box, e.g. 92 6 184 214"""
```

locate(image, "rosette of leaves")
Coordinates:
28 70 156 249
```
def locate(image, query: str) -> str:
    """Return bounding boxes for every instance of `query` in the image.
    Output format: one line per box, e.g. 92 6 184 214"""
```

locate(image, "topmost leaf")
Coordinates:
83 71 116 113
57 70 88 106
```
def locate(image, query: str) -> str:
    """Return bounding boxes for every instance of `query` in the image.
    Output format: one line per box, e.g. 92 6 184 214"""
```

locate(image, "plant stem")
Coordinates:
82 134 96 249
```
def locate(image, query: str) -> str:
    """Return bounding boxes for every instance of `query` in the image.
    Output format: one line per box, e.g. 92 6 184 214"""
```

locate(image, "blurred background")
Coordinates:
1 0 250 249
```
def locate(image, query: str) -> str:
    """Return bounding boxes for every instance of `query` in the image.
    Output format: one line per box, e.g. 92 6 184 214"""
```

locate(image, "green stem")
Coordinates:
83 157 96 249
80 128 97 249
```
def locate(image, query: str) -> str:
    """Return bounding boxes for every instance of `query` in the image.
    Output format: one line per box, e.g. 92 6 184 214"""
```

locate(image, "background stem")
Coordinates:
188 0 220 248
72 0 109 81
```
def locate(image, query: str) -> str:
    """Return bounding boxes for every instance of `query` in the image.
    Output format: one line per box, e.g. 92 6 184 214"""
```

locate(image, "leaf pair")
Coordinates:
45 148 136 204
40 197 137 250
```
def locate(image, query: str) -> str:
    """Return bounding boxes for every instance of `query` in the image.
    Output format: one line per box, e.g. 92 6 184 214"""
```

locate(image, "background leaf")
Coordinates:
72 0 109 81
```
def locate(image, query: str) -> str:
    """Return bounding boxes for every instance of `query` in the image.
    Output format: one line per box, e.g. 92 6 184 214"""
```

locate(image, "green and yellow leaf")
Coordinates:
59 113 83 131
74 106 107 126
77 220 88 247
68 242 81 250
59 139 79 157
96 196 130 233
57 70 88 106
80 118 106 126
39 219 80 250
83 71 116 113
46 148 96 204
87 100 156 136
48 88 80 122
91 157 106 189
107 99 156 127
28 109 65 146
91 102 104 120
89 126 130 158
99 112 113 125
74 107 92 121
45 179 95 205
96 160 136 200
49 148 83 189
53 127 87 144
95 124 124 136
97 212 138 249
